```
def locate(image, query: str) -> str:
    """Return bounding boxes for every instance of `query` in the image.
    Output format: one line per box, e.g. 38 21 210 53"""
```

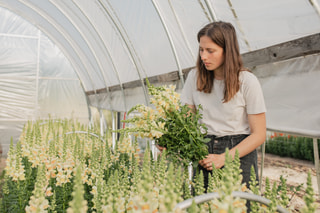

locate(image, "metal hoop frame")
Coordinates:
174 191 289 213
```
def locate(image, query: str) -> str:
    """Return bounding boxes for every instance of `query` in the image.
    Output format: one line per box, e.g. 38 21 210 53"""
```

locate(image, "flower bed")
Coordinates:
0 118 318 212
266 132 320 162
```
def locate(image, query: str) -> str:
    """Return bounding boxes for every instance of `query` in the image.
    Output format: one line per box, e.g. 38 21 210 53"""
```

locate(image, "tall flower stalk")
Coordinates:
301 171 318 213
25 164 50 213
67 165 88 213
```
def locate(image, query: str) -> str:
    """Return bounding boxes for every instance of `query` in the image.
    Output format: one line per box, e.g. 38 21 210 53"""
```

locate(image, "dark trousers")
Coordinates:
197 134 259 191
195 134 258 212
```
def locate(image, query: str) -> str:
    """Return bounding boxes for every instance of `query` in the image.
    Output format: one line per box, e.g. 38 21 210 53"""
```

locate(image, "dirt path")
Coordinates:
258 152 320 212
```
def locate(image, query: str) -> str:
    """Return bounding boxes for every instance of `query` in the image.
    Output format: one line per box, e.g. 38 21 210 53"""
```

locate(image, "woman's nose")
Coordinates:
200 52 207 60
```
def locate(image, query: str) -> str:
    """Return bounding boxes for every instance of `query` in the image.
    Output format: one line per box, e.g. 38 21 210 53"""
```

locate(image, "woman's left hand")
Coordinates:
199 154 225 170
156 144 166 152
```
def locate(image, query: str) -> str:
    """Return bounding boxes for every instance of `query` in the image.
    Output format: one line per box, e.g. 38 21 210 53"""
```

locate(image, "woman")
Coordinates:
180 21 266 190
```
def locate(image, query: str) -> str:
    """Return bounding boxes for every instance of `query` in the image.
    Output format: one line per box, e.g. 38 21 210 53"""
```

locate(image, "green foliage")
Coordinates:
66 165 87 213
249 166 261 212
193 170 205 196
279 176 290 207
0 159 37 212
118 79 210 167
187 200 198 213
265 133 319 161
157 103 210 166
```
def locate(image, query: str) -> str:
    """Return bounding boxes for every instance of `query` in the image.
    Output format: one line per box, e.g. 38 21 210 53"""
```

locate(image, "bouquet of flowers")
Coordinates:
120 80 210 166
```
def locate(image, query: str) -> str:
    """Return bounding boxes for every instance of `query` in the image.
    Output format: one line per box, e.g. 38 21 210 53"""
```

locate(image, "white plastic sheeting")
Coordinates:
0 0 320 156
256 53 320 137
0 7 89 155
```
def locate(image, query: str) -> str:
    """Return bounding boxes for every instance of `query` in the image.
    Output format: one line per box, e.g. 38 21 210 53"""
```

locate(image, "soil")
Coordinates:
258 152 320 212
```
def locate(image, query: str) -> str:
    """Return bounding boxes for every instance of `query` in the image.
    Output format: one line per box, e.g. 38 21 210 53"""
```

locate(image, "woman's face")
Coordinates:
199 35 225 73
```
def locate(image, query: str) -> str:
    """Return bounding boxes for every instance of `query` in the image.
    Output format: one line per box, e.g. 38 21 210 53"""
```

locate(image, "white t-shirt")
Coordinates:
180 69 266 137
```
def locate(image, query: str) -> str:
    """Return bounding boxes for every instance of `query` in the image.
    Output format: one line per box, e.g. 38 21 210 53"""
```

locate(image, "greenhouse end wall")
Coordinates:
0 7 89 156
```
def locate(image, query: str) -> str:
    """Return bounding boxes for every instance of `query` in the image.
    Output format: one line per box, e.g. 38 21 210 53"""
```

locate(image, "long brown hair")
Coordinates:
196 21 244 102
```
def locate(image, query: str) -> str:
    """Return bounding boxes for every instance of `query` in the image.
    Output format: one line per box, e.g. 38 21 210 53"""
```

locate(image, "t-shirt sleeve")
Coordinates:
242 72 267 114
180 70 196 105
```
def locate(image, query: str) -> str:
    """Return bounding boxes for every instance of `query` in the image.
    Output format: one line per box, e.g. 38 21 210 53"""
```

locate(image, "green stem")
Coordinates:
63 183 66 211
17 181 23 211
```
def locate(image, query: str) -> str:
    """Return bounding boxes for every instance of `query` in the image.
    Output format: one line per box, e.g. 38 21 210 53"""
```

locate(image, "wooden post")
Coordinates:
259 142 266 191
313 138 320 196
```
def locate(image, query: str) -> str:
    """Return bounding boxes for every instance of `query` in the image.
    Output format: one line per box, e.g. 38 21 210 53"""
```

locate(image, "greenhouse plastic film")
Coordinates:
255 53 320 138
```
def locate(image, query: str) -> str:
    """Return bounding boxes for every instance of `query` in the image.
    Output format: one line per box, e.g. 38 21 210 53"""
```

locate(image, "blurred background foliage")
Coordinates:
265 132 320 162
